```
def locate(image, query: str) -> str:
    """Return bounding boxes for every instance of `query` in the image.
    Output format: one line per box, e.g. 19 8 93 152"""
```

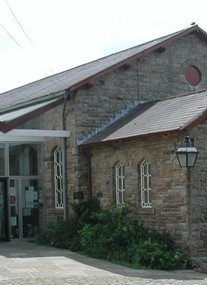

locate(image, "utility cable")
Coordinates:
3 0 54 75
0 21 23 49
1 0 70 96
4 0 40 55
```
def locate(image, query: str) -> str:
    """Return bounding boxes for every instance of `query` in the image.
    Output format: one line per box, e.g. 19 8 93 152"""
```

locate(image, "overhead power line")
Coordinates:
4 0 39 54
0 22 23 49
3 0 54 76
1 0 69 94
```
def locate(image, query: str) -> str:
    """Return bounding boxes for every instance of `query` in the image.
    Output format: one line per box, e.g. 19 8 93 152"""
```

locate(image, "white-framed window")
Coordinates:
54 147 63 208
115 162 125 205
140 160 152 208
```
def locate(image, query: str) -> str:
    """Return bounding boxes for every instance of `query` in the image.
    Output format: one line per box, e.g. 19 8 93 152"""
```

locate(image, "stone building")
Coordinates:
0 24 207 256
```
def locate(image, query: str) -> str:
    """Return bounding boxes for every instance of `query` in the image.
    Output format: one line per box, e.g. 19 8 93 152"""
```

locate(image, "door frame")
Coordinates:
9 177 42 239
0 178 10 241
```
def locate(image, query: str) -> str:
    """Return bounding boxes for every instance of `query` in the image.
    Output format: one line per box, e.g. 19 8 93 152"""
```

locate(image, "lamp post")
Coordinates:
176 135 199 167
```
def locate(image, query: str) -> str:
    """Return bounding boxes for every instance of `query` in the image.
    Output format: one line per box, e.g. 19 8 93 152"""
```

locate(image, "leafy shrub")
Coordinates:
34 217 81 251
80 207 190 270
72 196 101 225
34 197 100 251
127 241 188 270
34 199 190 270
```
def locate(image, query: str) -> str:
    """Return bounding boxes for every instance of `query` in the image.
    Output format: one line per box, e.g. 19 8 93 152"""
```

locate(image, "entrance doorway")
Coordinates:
0 179 9 241
9 178 43 239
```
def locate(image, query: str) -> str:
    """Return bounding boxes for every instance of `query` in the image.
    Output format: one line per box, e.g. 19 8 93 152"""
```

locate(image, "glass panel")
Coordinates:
143 163 147 175
10 179 19 239
9 143 41 176
148 176 152 189
54 147 64 208
149 190 152 205
115 163 125 205
141 160 152 208
10 179 43 239
144 176 147 189
177 153 187 167
144 190 148 203
119 191 123 204
17 116 41 130
0 144 5 176
119 178 122 190
22 179 42 238
187 153 197 167
0 181 7 239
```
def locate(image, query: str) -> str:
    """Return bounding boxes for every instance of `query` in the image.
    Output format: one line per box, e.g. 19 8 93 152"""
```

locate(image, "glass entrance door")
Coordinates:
0 179 8 240
9 178 42 239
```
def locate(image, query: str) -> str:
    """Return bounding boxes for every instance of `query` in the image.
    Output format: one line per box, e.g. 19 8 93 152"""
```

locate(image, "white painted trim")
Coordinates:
0 129 70 142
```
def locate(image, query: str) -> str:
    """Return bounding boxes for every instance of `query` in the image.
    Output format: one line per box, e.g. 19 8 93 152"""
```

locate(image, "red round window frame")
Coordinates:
185 65 201 86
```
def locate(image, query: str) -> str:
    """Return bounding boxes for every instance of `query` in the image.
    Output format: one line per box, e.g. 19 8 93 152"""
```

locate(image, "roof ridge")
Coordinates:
0 25 199 96
0 24 206 111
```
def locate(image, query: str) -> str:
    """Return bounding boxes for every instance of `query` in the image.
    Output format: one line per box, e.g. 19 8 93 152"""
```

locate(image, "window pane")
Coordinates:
0 144 5 176
115 162 125 205
54 147 64 208
140 160 152 208
144 190 148 203
9 143 40 176
144 176 147 189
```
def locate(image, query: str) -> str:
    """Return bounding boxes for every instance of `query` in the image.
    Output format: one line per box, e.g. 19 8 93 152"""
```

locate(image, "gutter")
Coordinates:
61 89 70 220
0 90 66 115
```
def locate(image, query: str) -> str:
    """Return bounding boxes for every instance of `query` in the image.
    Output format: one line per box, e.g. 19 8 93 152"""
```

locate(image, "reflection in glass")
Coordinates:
0 144 5 176
9 143 41 176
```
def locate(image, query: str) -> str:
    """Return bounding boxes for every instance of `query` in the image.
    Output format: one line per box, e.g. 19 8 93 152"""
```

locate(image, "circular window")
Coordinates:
185 65 201 86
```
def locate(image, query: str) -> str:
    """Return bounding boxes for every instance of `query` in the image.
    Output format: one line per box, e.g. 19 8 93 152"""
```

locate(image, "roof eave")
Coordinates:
180 109 207 132
0 90 67 115
78 129 184 150
71 25 205 92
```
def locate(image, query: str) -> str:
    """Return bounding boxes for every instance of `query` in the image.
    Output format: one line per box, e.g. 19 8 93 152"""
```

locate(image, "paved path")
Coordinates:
0 240 206 284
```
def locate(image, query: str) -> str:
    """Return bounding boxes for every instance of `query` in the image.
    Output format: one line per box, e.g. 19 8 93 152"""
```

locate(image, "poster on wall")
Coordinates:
10 187 16 205
11 216 17 226
25 188 34 208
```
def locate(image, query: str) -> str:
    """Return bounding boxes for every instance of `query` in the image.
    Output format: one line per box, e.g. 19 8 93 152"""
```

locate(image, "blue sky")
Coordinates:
0 0 206 93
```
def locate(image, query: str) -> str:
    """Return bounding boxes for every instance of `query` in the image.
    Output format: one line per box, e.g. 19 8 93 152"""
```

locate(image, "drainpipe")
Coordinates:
83 150 92 198
61 89 70 220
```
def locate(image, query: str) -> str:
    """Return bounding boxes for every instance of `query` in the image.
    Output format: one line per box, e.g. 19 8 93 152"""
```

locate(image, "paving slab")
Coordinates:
0 240 206 284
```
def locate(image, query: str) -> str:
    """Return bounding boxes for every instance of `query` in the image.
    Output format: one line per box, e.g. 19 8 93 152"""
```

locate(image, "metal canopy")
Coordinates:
0 129 70 142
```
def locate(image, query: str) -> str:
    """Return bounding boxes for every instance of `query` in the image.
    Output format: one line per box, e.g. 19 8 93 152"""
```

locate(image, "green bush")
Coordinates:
34 199 190 270
80 207 190 270
72 196 101 225
33 217 81 251
127 241 188 270
34 197 100 251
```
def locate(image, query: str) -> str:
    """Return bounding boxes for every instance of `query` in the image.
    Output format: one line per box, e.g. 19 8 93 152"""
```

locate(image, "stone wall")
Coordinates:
75 34 207 142
86 123 207 256
39 32 207 250
72 33 207 209
41 96 77 224
188 122 207 256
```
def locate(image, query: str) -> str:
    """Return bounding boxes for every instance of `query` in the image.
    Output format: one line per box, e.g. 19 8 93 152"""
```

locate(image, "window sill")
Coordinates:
137 208 155 215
